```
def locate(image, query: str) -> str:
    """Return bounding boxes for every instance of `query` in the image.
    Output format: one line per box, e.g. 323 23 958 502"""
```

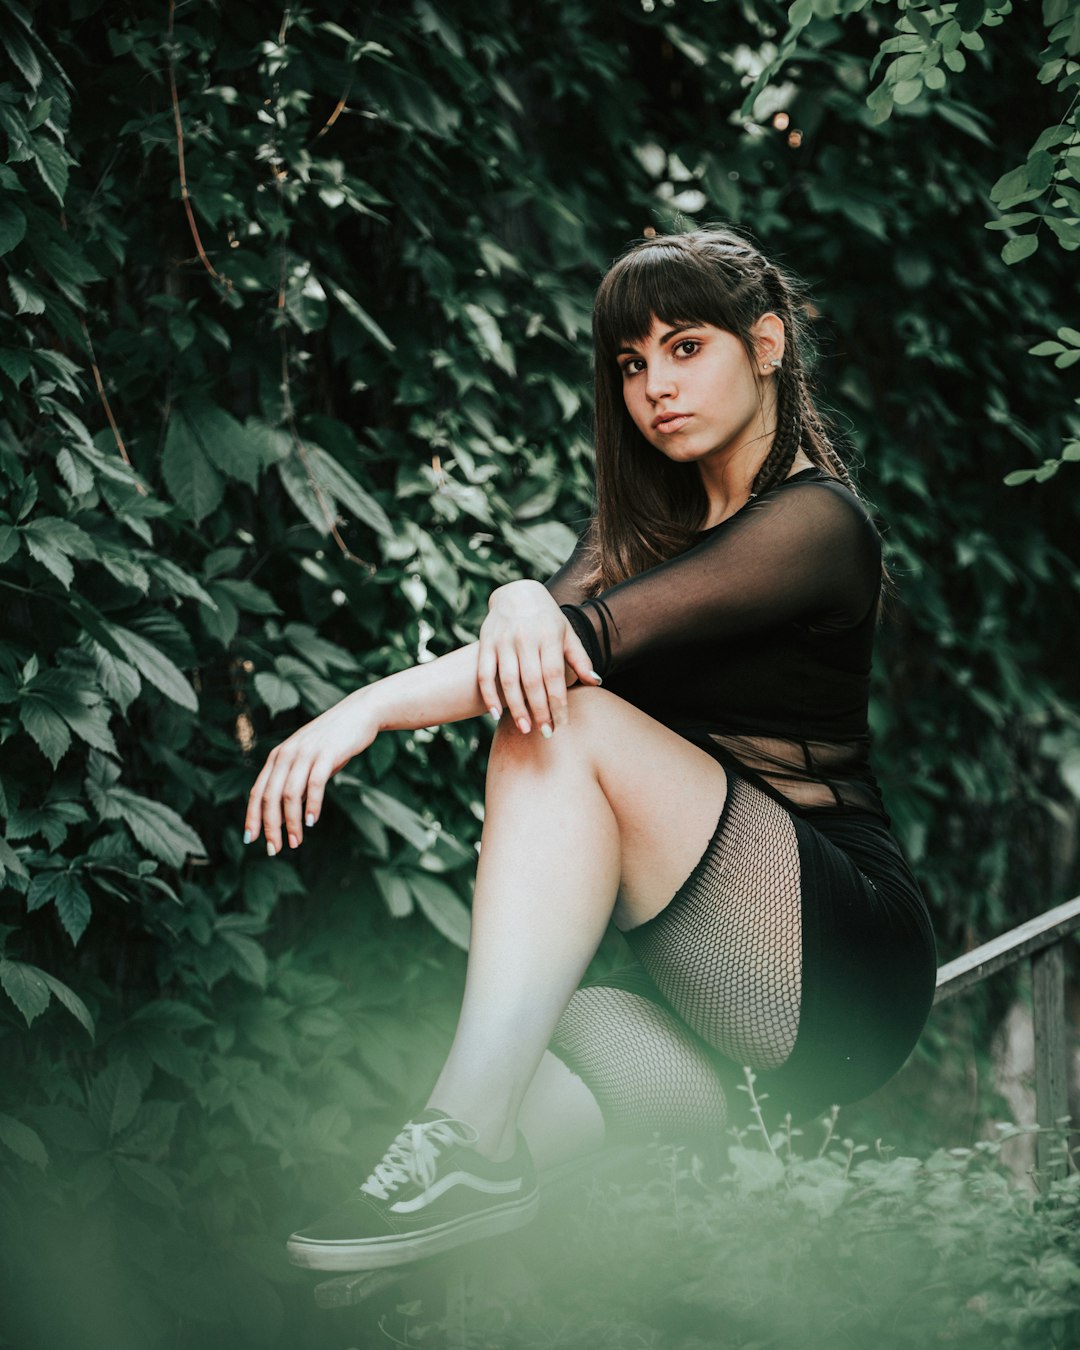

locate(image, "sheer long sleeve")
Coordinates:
559 480 880 681
543 521 596 606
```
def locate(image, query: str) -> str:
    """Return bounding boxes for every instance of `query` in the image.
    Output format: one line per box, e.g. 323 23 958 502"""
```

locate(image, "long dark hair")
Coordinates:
582 227 858 591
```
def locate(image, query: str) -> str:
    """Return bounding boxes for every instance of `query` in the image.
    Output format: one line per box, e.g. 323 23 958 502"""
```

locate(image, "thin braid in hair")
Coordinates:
750 355 803 498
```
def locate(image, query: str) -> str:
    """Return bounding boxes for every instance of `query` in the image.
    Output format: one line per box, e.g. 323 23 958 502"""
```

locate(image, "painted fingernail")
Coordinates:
588 670 603 685
288 834 298 850
540 723 553 739
517 718 531 734
243 828 252 845
488 706 501 721
305 813 315 828
266 840 277 858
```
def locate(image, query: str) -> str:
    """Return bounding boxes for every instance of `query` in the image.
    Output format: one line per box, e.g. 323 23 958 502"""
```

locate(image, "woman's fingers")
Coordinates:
260 748 295 855
517 644 554 734
496 642 532 734
302 753 334 832
476 630 502 721
245 753 277 845
540 648 570 729
280 754 314 849
563 625 603 689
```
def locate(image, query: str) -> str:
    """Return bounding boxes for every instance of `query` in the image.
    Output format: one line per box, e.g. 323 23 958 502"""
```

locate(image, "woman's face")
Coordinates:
616 313 781 471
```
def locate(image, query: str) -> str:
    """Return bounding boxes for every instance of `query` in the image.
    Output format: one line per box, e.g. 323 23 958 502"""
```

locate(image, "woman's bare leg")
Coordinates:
516 1050 606 1170
425 685 728 1160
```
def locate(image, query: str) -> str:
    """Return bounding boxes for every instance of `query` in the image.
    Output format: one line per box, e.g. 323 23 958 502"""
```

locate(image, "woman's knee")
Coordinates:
489 683 612 761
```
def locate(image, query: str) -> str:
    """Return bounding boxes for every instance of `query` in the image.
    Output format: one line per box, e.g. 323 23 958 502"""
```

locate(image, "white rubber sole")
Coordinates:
286 1189 540 1271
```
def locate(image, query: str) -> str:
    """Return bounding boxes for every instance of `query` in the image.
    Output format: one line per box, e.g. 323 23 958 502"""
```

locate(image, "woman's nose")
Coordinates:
645 363 676 403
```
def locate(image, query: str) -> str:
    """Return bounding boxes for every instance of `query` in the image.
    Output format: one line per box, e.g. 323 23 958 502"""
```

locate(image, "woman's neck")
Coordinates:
698 448 814 529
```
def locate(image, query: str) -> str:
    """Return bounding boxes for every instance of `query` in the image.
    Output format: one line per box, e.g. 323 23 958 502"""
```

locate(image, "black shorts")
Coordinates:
579 773 937 1130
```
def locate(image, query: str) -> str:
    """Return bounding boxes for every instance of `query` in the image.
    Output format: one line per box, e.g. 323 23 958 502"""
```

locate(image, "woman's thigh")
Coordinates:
492 684 729 930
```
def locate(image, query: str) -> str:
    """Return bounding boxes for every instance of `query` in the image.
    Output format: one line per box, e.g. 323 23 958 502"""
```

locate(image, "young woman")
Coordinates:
245 228 937 1272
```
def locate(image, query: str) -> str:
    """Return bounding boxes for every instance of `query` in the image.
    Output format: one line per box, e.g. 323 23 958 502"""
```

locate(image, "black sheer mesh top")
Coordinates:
547 468 886 818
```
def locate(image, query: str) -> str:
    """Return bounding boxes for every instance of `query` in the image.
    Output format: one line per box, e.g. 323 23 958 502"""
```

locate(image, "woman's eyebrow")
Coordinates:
616 323 699 358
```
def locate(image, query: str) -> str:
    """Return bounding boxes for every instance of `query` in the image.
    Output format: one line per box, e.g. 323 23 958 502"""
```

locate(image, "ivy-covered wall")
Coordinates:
1 1 1077 1346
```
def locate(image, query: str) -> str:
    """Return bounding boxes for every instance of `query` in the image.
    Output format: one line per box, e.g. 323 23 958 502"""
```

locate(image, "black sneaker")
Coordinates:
286 1108 539 1271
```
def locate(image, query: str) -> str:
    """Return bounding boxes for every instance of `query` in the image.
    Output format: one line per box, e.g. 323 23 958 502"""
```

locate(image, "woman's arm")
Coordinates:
245 641 491 855
560 481 881 680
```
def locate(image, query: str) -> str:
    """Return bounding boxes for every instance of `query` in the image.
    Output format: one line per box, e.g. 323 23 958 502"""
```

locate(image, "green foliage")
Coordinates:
460 1111 1080 1350
744 0 1080 474
0 0 1077 1346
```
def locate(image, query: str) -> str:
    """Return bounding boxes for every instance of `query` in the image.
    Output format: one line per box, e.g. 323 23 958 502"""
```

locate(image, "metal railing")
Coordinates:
934 892 1080 1177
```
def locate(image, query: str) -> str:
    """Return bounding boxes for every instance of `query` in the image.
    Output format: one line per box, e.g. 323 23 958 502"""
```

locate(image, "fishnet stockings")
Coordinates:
549 982 730 1137
550 777 803 1139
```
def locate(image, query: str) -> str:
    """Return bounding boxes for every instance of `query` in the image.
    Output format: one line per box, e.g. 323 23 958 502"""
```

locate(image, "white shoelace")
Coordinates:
359 1116 480 1201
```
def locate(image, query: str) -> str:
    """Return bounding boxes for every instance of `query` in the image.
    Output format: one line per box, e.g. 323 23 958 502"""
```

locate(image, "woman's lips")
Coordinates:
653 413 691 433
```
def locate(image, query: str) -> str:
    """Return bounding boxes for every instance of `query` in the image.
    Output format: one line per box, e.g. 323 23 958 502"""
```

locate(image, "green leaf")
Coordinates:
1028 341 1066 356
0 201 27 256
357 785 437 851
56 445 95 494
407 873 472 950
219 930 269 987
113 1155 180 1208
242 418 292 467
21 517 97 588
91 1059 144 1137
1003 468 1039 485
0 1112 48 1169
1026 150 1056 193
182 402 264 489
728 1145 786 1192
1056 327 1080 346
0 957 51 1025
86 639 142 713
907 8 934 41
326 280 396 351
4 24 43 87
1001 235 1038 264
53 871 92 944
373 867 415 918
213 578 280 615
19 696 72 765
102 623 198 712
253 671 300 717
985 212 1039 231
955 0 986 30
0 525 19 564
108 786 206 867
891 78 923 105
38 971 94 1038
32 134 69 203
990 165 1029 204
161 408 224 524
306 446 394 539
0 837 29 885
463 303 516 374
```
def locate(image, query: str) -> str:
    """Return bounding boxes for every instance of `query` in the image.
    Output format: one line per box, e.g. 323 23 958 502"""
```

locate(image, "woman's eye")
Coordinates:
674 339 700 357
621 358 645 376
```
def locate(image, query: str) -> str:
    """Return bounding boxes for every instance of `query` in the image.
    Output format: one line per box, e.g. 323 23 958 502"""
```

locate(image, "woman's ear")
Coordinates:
751 312 786 373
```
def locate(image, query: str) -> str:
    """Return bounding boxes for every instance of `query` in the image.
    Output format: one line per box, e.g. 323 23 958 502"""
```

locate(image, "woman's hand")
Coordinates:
244 689 379 854
478 580 601 736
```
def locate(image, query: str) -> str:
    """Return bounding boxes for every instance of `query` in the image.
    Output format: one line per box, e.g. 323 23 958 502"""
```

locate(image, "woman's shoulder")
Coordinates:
769 467 879 535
